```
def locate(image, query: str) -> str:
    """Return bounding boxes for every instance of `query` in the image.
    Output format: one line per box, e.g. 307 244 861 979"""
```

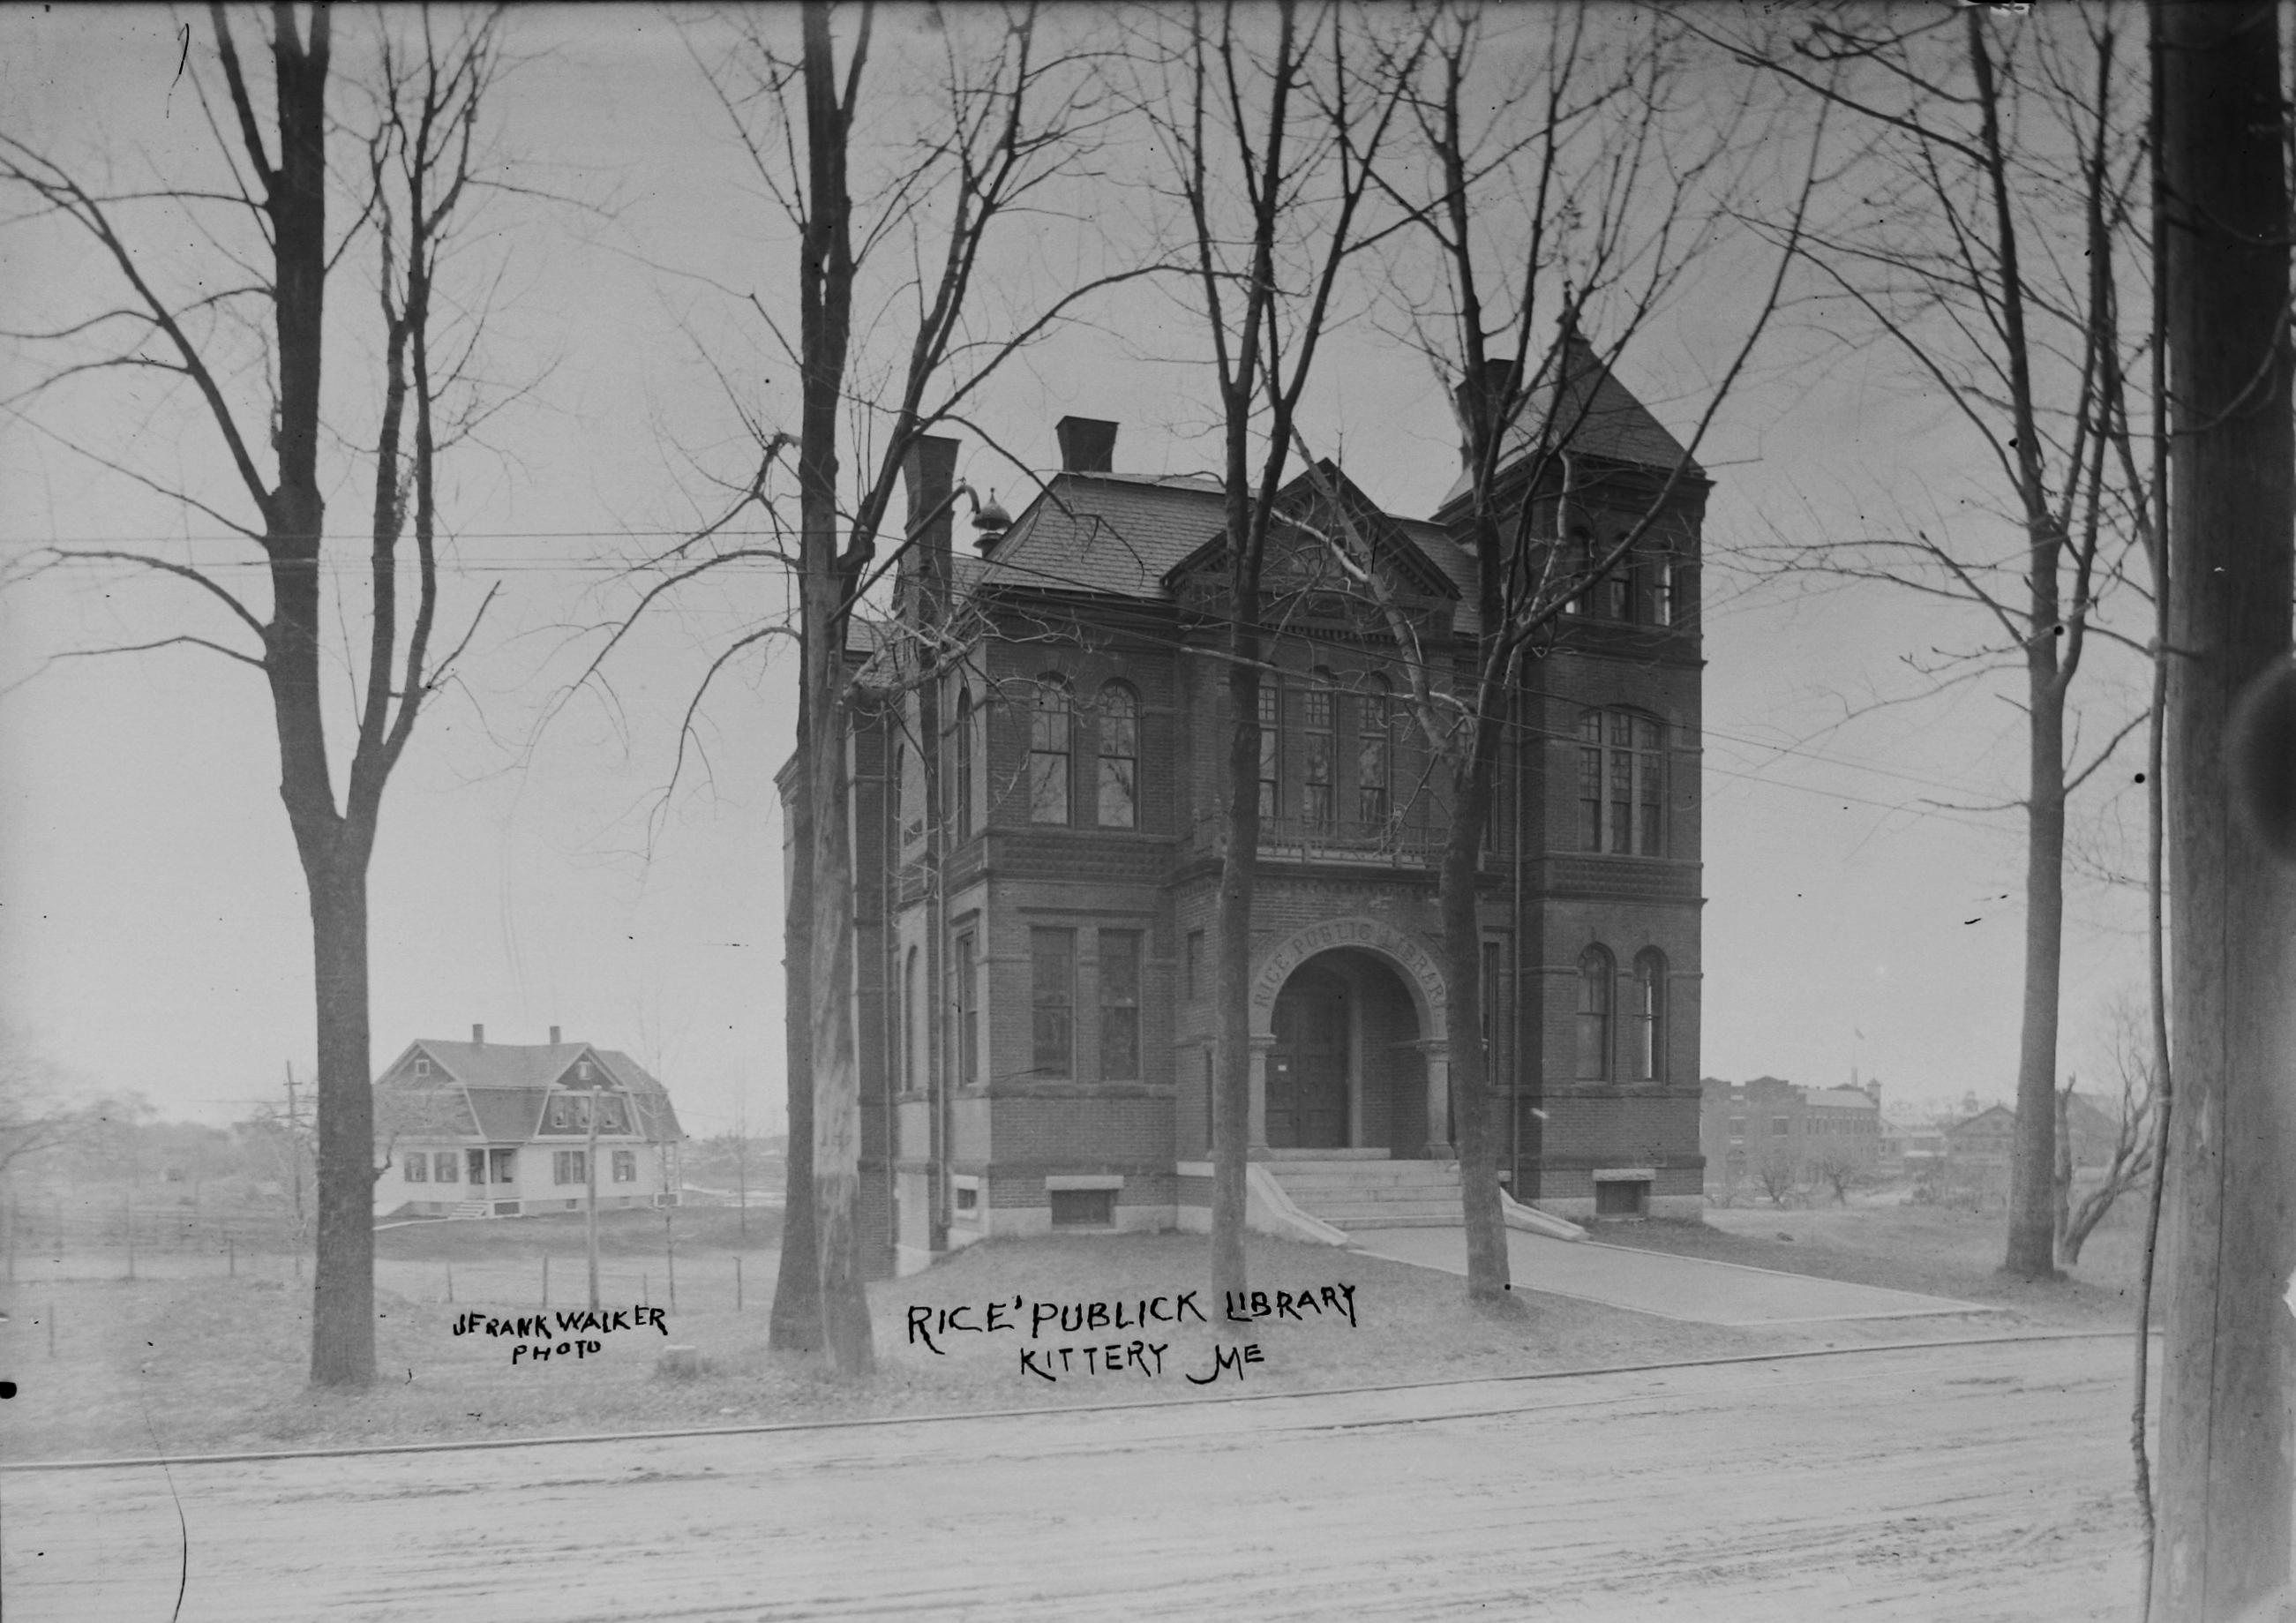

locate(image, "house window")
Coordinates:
1302 670 1336 828
1604 535 1632 620
1099 930 1141 1081
953 689 975 839
554 1150 588 1185
904 947 921 1093
1097 681 1138 829
1728 1117 1745 1140
577 1060 595 1082
1772 1117 1790 1137
405 1155 428 1183
1575 945 1613 1080
434 1151 458 1182
1357 674 1392 825
955 1183 979 1213
612 1149 637 1183
1650 547 1676 627
1185 929 1204 1002
1257 680 1281 821
1579 709 1666 855
490 1148 515 1183
1031 928 1076 1077
954 931 979 1087
1631 948 1668 1081
1029 675 1072 823
1049 1188 1114 1227
550 1098 569 1130
414 1057 431 1078
1563 527 1594 615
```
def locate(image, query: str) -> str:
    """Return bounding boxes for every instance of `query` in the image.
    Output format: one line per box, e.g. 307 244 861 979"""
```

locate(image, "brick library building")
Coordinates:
805 338 1709 1277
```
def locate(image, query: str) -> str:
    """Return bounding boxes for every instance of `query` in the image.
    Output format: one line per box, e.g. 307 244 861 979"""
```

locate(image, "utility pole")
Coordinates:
284 1062 304 1231
2156 3 2296 1617
585 1083 602 1312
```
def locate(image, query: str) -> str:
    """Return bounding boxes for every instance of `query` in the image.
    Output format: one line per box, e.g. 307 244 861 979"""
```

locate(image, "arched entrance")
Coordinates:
1250 918 1452 1157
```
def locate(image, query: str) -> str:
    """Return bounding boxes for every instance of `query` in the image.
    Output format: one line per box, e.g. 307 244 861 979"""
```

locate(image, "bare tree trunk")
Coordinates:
306 860 375 1385
771 725 822 1352
2155 4 2296 1614
797 0 872 1376
1211 616 1261 1319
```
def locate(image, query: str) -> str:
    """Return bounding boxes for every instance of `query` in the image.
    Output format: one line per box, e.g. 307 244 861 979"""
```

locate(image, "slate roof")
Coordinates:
962 470 1229 600
1437 330 1702 513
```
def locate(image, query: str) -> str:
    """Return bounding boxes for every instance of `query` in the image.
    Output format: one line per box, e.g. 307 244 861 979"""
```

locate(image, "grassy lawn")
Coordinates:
1595 1193 2152 1328
8 1229 1789 1463
4 1203 2135 1465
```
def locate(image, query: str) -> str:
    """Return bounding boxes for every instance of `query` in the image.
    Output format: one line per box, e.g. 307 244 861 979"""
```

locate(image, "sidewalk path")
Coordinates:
1347 1227 1994 1325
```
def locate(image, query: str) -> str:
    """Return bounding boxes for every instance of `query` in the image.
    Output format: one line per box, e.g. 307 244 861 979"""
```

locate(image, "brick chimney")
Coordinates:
900 434 961 609
550 1026 561 1047
471 1023 484 1045
1054 415 1117 474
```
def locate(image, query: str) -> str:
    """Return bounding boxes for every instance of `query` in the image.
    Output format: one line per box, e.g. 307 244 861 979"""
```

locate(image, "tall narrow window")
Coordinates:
1581 709 1666 855
1578 710 1604 851
953 690 975 839
904 947 922 1093
1481 939 1502 1057
1185 929 1204 1002
1257 680 1281 822
1099 930 1141 1081
1302 669 1335 827
1575 945 1614 1080
1604 535 1632 620
1029 676 1071 824
1357 674 1392 825
1097 681 1138 829
1031 927 1076 1076
954 931 979 1087
1632 948 1668 1081
1563 527 1594 615
1650 548 1675 627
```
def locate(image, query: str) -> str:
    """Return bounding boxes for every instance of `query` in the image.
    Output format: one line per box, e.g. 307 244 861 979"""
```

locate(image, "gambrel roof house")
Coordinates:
372 1026 685 1219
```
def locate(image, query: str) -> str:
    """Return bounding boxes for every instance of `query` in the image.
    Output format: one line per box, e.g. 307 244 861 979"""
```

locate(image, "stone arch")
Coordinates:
1248 916 1448 1045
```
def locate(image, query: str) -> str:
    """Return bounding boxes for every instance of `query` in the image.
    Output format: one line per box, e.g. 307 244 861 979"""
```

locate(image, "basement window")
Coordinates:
1049 1188 1114 1228
955 1184 979 1213
1594 1180 1650 1218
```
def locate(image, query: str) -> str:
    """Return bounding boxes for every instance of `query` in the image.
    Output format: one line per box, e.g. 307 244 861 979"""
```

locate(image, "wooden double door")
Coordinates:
1268 966 1349 1149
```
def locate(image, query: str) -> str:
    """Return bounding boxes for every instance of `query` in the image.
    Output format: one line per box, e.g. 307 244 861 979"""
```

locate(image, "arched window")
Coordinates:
1096 681 1138 829
1302 668 1336 827
1632 948 1667 1081
1257 678 1282 822
1356 673 1392 825
953 689 975 839
1577 708 1667 855
1575 945 1614 1080
1028 675 1071 824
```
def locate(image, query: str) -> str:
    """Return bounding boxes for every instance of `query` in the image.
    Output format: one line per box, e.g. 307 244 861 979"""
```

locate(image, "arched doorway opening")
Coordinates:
1265 948 1425 1152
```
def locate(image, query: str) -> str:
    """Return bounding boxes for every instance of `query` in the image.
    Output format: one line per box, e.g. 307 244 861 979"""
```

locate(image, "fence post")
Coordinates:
735 1254 743 1313
664 1208 676 1314
446 1262 454 1304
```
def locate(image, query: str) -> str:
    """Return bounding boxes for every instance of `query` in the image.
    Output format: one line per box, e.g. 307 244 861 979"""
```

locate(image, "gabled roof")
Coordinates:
1806 1086 1880 1110
1437 328 1703 514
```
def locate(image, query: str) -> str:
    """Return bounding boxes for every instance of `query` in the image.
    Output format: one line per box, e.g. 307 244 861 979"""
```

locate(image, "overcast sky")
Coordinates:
0 4 2157 1140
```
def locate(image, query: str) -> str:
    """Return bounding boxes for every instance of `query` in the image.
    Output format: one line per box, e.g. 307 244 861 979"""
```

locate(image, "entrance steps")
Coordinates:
1264 1157 1464 1229
446 1199 491 1221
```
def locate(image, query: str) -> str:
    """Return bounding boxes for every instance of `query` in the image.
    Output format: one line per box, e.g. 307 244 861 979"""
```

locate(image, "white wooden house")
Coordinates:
373 1026 686 1219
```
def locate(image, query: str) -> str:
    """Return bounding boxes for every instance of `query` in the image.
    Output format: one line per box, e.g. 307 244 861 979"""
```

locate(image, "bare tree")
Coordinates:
574 4 1145 1371
1711 6 2157 1281
1125 0 1422 1315
1750 1139 1804 1208
1279 5 1811 1299
0 1026 104 1182
1806 1142 1867 1206
2051 1003 2156 1267
1 7 521 1384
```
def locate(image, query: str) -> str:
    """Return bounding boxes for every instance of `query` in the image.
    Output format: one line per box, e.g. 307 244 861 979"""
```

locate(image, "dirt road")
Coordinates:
4 1335 2144 1621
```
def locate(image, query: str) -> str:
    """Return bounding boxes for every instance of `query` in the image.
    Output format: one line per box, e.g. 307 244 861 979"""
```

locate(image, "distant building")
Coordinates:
1699 1074 1884 1192
1940 1095 2125 1174
371 1026 686 1219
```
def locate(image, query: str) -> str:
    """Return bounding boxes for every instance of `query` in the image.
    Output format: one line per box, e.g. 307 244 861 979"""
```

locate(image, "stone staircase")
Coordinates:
446 1199 491 1221
1264 1156 1464 1230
